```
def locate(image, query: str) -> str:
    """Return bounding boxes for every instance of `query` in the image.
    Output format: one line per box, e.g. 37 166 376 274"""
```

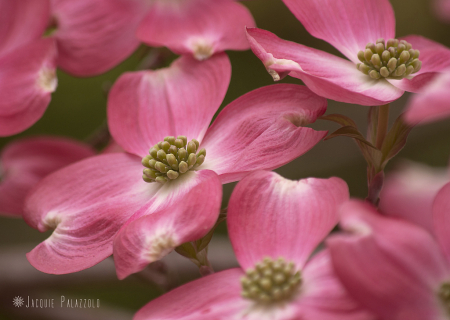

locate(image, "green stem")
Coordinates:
375 104 390 149
366 103 390 206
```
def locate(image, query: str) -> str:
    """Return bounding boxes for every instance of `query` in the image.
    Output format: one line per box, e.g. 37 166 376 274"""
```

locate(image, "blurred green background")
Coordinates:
1 0 449 319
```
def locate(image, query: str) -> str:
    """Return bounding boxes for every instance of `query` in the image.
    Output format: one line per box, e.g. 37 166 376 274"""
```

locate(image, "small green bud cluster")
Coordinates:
241 257 302 304
356 38 422 80
439 282 450 316
141 135 206 184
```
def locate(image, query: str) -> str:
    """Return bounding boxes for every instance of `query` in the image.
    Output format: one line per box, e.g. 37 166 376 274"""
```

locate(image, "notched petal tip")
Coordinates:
190 38 215 61
282 113 309 127
37 67 57 92
143 231 177 263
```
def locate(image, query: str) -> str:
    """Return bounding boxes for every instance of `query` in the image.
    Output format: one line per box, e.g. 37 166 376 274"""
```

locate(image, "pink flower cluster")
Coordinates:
0 0 449 319
0 0 255 136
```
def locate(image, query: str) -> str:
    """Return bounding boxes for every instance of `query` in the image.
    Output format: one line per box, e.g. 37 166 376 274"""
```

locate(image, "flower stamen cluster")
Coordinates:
356 38 422 80
439 282 450 316
141 135 206 184
241 257 302 304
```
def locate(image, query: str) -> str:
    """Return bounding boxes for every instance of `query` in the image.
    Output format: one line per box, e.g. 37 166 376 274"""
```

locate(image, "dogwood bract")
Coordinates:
328 197 450 320
246 0 450 106
133 171 374 320
137 0 255 60
0 137 94 217
23 53 328 274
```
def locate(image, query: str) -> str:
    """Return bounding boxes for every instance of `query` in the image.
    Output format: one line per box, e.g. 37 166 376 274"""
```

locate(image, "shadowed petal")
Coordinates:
228 171 349 270
328 200 450 320
295 250 375 320
201 84 327 183
379 161 449 234
433 182 450 264
247 28 404 106
0 38 57 136
23 153 159 274
434 0 450 22
0 137 95 217
137 0 255 60
0 0 50 55
403 70 450 124
113 170 222 279
388 36 450 93
51 0 147 76
281 0 395 62
108 54 231 157
134 269 247 320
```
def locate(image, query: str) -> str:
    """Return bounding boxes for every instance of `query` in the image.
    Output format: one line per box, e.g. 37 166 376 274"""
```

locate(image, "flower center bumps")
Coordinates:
141 135 206 184
241 257 302 304
356 38 422 80
439 282 450 316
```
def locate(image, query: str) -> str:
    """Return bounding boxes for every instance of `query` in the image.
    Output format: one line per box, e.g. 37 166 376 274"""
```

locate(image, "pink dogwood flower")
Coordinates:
402 68 450 124
136 0 255 60
434 0 450 22
132 170 374 320
0 137 94 217
23 53 328 274
379 160 449 233
49 0 147 76
246 0 450 106
0 0 147 136
0 0 57 136
328 197 450 320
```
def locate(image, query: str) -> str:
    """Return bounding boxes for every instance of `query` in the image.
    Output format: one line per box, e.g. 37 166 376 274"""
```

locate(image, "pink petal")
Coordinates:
134 268 247 320
228 170 349 270
281 0 395 62
137 0 255 60
0 137 95 217
113 170 222 279
101 140 125 154
434 0 450 22
108 54 231 157
388 36 450 93
23 153 158 274
403 70 450 124
328 200 450 320
379 161 449 234
0 38 57 136
51 0 146 76
246 28 404 106
433 182 450 264
295 250 375 320
201 84 327 183
0 0 50 55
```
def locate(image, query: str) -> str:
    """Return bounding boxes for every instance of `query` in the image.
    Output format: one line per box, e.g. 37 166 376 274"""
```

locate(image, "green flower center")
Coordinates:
141 135 205 184
439 282 450 316
241 257 302 304
356 38 422 80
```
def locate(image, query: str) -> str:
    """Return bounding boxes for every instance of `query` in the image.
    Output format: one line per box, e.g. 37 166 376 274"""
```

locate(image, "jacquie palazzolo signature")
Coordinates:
13 296 100 308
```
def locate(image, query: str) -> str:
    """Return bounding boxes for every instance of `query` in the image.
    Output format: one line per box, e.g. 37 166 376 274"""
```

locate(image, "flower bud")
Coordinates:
380 67 390 78
178 148 187 161
141 155 152 168
369 70 381 80
167 170 179 180
157 149 167 162
177 135 187 146
179 161 188 173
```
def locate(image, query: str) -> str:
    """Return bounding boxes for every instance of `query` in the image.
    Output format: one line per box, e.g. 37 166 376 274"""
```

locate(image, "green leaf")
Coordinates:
380 114 414 165
174 242 197 260
195 214 227 252
319 114 358 128
357 142 383 171
324 126 377 148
